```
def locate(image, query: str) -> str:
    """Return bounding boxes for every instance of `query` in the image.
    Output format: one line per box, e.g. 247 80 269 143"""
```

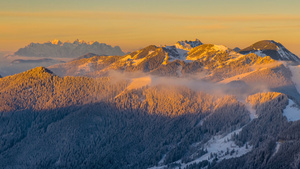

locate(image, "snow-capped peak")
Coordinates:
50 39 62 45
15 40 125 58
48 39 100 46
175 39 203 50
239 40 300 62
73 39 87 45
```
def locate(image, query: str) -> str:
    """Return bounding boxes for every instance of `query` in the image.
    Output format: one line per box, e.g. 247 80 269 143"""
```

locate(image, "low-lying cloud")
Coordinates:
108 70 270 100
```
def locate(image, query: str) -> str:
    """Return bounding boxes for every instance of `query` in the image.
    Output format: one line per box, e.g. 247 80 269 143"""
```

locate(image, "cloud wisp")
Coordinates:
108 70 269 100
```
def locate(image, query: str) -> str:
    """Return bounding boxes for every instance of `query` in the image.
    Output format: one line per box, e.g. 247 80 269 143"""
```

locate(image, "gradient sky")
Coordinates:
1 0 300 55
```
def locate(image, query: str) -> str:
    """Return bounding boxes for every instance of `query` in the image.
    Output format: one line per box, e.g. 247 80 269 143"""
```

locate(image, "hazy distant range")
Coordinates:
0 40 125 76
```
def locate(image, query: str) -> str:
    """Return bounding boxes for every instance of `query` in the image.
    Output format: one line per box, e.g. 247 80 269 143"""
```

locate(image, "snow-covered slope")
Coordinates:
186 44 234 61
47 39 300 105
239 40 300 62
15 39 125 58
48 41 275 80
150 128 252 169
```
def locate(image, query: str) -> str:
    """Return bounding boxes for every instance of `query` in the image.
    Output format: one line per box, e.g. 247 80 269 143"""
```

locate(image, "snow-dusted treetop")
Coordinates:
15 39 125 58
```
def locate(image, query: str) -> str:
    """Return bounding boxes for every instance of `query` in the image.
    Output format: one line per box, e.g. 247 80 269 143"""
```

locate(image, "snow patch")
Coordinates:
150 128 252 169
253 50 267 57
132 58 146 66
158 154 167 166
225 52 245 64
212 45 228 52
176 48 189 59
245 103 258 120
283 99 300 122
148 51 155 55
271 142 282 158
244 50 267 58
164 46 191 63
175 39 202 50
277 46 288 60
276 45 300 61
120 55 132 61
162 53 169 65
186 45 229 61
186 128 252 163
50 39 62 45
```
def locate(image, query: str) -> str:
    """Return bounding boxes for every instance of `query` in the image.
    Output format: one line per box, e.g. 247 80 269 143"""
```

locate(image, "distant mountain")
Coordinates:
49 40 300 102
15 39 125 58
239 40 300 62
233 47 240 52
48 43 178 76
49 41 270 80
50 44 190 77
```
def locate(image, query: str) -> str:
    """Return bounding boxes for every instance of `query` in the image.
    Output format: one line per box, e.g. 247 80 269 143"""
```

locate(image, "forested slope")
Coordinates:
1 67 299 168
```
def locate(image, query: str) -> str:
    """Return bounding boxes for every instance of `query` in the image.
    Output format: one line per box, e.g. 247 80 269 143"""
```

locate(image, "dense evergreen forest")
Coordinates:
0 66 299 169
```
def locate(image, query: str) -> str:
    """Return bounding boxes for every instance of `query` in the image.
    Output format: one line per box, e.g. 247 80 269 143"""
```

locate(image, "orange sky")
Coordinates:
1 1 300 55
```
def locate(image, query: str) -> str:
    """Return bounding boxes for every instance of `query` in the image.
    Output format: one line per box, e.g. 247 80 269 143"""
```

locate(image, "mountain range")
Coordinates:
1 39 300 169
14 39 125 58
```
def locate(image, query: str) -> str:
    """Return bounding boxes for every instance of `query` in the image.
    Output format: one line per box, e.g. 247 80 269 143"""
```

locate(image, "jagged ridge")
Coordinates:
15 39 125 58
